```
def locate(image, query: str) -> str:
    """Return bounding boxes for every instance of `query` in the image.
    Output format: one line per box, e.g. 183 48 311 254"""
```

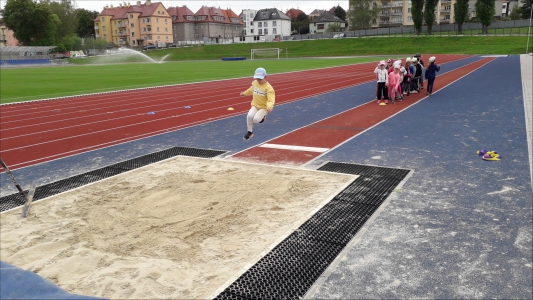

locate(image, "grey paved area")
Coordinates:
306 55 532 299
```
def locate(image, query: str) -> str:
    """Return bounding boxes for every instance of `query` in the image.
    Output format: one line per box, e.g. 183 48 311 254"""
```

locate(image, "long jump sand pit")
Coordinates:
0 156 356 299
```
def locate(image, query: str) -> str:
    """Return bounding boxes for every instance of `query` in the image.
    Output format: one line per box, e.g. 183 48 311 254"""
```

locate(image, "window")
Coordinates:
408 16 412 21
104 34 107 38
165 19 167 23
102 17 105 22
250 13 253 18
165 28 168 32
156 18 159 23
130 23 134 28
263 21 268 27
130 14 133 19
264 28 268 34
157 27 160 32
273 21 277 26
273 28 277 34
258 22 262 28
158 36 160 40
251 29 254 33
131 32 134 37
258 29 262 34
318 24 324 30
103 26 106 30
166 36 168 40
408 8 411 13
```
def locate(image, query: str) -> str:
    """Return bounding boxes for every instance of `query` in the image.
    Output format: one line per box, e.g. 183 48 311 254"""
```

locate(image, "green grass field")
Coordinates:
1 57 380 103
1 35 530 104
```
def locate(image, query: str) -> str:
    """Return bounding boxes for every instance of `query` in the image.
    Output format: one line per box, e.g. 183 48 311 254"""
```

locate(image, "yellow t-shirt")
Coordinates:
243 80 275 110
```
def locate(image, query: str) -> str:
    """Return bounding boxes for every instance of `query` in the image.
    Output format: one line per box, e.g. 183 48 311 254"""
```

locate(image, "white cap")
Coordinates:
429 56 436 62
254 67 267 79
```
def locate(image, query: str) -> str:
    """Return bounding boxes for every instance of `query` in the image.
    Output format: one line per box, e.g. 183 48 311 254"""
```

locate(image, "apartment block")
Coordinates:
94 0 172 47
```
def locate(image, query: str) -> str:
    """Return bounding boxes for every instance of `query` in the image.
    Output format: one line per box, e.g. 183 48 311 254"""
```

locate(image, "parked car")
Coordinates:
333 33 346 39
143 45 156 51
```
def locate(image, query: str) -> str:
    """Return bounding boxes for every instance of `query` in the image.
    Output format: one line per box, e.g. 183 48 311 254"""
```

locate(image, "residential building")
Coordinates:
240 9 258 37
0 20 7 47
167 5 196 43
94 0 172 47
252 8 292 41
309 11 346 33
187 6 243 44
0 20 19 47
309 9 326 20
285 8 305 20
501 0 520 17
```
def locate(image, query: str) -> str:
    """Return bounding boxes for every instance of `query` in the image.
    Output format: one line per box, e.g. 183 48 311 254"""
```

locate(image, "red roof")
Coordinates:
126 1 165 17
194 6 226 23
285 8 305 20
167 5 195 23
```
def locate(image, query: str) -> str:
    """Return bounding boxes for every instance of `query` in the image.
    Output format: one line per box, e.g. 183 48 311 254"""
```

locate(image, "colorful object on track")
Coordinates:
227 107 234 110
477 150 501 161
185 106 191 109
148 111 155 115
379 102 386 106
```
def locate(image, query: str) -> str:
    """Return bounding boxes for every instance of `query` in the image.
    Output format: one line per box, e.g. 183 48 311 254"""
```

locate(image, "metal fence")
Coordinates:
283 19 532 41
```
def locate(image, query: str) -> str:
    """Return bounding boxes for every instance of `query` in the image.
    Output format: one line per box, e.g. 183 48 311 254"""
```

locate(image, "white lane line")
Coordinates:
259 143 330 153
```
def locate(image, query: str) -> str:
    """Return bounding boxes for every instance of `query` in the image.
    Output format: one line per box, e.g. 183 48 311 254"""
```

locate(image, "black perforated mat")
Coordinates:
0 147 225 212
215 162 410 300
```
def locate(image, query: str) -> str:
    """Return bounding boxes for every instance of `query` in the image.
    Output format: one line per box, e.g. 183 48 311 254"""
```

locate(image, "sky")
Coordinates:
20 0 351 14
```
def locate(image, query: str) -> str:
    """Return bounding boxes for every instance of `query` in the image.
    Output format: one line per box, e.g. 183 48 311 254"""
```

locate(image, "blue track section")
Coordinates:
0 261 104 299
309 55 532 299
1 55 530 299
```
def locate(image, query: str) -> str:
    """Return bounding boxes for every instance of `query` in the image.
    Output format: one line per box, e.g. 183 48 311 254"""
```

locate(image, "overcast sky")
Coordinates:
0 0 350 14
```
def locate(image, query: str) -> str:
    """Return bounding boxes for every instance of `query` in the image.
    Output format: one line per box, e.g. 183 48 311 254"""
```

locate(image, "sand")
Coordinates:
0 156 355 299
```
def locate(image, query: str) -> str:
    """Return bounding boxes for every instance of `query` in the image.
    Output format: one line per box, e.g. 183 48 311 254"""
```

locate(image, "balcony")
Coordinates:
121 31 128 36
391 11 403 15
441 10 451 14
94 26 99 30
118 22 127 28
391 2 403 7
440 19 450 23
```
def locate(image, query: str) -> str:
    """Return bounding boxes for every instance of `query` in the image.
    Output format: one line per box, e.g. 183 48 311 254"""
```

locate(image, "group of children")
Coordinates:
374 54 440 105
239 56 440 141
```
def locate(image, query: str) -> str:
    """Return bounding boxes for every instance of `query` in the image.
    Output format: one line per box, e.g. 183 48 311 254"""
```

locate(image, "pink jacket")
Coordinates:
387 72 401 88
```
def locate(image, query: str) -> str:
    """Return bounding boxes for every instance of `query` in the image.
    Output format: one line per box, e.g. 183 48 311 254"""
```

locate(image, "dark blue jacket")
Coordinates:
425 63 441 80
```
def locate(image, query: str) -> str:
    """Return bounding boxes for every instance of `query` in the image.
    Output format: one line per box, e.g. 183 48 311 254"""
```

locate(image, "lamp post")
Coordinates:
91 34 95 55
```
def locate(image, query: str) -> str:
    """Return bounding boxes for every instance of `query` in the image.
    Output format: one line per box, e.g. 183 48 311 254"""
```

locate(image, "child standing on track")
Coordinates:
386 65 401 104
424 56 441 96
374 60 388 104
240 67 275 140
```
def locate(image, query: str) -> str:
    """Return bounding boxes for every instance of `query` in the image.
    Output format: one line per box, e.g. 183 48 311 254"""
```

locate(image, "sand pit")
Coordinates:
0 156 356 299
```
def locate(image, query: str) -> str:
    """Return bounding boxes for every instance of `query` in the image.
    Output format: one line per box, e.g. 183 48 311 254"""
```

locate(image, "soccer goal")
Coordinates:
250 48 283 60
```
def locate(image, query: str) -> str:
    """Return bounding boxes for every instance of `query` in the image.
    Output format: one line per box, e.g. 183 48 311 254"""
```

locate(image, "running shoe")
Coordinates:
243 131 254 140
260 115 266 123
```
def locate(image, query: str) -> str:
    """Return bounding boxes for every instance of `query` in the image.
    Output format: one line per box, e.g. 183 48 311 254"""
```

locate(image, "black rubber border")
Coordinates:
0 147 226 212
215 162 410 300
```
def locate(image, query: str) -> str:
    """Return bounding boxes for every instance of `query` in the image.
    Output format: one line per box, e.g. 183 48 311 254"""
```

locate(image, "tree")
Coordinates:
46 0 78 44
292 12 309 34
1 0 59 45
424 0 439 35
349 0 380 30
75 8 99 37
454 0 469 34
509 6 522 20
296 12 308 22
326 23 342 32
521 0 533 20
412 0 424 35
333 5 347 21
475 0 495 34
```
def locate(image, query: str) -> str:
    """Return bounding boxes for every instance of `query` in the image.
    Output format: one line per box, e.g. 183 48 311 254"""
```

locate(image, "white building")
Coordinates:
240 9 258 37
253 8 292 42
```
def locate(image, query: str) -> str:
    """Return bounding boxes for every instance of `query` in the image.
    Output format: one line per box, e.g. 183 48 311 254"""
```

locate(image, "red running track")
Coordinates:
230 57 494 166
0 55 470 170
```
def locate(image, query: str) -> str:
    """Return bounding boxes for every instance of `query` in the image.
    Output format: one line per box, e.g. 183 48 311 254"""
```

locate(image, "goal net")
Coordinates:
250 48 283 60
